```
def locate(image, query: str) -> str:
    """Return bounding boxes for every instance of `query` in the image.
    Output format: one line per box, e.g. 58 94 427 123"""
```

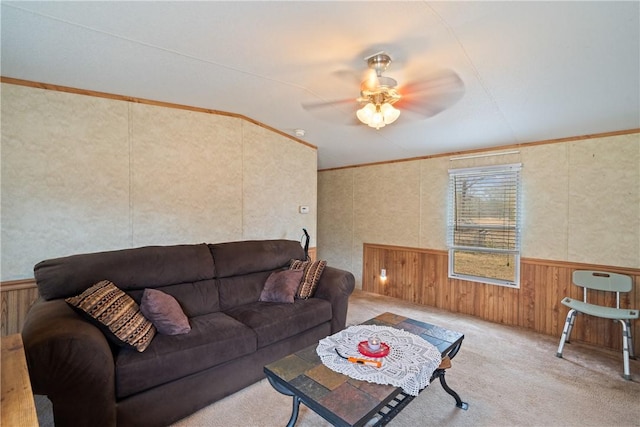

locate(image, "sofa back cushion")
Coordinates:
127 279 220 318
217 271 271 311
208 240 304 278
209 240 305 310
34 244 215 300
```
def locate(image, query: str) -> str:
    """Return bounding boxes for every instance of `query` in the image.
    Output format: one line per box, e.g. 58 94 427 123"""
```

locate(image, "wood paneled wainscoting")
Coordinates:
363 243 640 355
1 280 39 337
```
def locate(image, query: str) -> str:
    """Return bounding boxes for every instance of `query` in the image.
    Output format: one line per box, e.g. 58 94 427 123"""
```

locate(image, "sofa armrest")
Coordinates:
22 298 117 427
313 266 355 334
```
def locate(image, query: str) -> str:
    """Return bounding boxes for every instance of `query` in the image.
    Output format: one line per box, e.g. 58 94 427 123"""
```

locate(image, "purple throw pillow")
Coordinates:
140 288 191 335
259 269 304 303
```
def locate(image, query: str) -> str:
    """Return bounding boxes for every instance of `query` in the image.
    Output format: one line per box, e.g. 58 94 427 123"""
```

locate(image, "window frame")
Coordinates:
447 163 523 288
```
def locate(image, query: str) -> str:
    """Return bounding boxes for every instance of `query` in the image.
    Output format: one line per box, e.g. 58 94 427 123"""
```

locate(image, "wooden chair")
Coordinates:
556 270 638 379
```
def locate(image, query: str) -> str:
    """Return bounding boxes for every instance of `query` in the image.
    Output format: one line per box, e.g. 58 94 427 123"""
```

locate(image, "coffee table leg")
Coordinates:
435 369 469 410
286 396 301 427
447 340 463 360
266 376 303 426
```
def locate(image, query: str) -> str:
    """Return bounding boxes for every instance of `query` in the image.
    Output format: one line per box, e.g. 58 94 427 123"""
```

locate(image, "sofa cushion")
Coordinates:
218 271 272 311
35 244 215 300
259 269 303 303
115 312 256 399
224 298 332 348
290 259 327 299
140 289 191 335
65 280 156 352
128 279 220 318
208 240 304 278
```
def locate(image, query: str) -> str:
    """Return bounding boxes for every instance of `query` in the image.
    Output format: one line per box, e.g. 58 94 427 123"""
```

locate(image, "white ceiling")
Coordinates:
2 1 639 169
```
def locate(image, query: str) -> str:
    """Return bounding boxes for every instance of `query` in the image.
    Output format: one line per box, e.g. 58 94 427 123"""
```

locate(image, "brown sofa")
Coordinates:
22 240 355 427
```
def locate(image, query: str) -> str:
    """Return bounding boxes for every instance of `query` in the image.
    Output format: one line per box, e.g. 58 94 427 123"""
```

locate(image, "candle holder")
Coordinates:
368 336 381 351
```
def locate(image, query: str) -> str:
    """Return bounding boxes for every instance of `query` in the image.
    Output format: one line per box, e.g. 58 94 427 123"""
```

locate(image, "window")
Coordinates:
447 163 522 287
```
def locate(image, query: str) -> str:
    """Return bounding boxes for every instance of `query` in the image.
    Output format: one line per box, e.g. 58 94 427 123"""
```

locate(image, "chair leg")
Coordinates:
618 320 633 380
566 310 577 343
557 309 576 357
626 320 636 360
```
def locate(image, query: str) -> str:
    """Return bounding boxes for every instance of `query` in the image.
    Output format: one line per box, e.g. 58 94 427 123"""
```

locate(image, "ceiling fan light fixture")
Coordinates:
356 103 376 123
368 110 385 129
357 102 400 129
380 103 400 124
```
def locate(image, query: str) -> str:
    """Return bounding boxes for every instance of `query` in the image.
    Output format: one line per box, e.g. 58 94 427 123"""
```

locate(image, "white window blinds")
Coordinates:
447 163 522 286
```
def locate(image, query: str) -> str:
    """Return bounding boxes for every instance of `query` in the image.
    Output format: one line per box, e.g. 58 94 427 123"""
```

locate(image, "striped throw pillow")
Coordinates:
289 259 327 299
66 280 156 352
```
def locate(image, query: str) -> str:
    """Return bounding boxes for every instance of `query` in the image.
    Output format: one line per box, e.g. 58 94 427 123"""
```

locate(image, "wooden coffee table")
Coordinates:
264 312 467 427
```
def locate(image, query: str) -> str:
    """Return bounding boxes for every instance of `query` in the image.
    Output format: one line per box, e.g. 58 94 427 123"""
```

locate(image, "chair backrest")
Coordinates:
573 270 633 308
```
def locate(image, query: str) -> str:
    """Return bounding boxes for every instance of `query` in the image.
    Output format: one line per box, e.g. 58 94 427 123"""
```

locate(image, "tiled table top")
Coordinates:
264 312 465 427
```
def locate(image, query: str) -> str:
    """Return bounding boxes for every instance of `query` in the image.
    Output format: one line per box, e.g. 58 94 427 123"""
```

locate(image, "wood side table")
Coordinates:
2 334 39 426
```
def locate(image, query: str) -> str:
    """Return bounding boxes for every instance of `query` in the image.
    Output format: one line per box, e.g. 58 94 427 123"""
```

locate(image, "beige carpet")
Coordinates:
36 290 640 426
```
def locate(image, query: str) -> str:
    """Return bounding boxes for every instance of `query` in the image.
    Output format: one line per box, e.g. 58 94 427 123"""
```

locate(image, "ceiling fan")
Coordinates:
356 52 403 129
303 51 465 129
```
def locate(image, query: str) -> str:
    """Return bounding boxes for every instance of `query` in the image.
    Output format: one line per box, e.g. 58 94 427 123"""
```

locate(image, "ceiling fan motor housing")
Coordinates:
359 52 401 107
366 52 392 76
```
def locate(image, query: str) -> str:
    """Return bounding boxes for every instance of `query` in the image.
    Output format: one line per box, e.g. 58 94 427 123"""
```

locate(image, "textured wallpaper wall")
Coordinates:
318 133 640 287
1 83 317 280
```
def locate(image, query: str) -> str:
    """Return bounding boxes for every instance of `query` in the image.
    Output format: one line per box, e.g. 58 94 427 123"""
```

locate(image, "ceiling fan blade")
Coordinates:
301 98 361 126
397 93 463 118
396 69 465 117
331 69 362 87
399 69 465 96
302 97 357 111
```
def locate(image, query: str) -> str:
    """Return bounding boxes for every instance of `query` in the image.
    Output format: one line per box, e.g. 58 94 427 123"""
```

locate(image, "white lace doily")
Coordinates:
316 324 442 396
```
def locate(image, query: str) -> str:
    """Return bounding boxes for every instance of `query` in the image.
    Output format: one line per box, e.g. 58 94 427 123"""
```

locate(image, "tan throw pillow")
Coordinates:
290 259 327 299
259 269 304 303
140 289 191 335
65 280 156 352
